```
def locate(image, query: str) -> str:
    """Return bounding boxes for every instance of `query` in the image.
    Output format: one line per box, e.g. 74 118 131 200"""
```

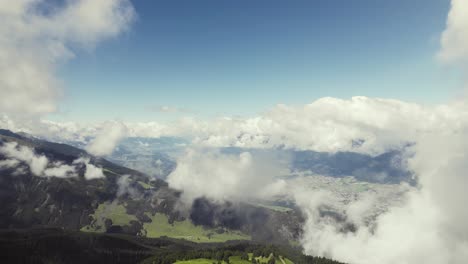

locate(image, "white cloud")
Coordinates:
0 141 49 176
85 121 127 156
84 162 105 180
43 162 77 178
0 142 104 180
291 128 468 264
166 148 286 203
73 157 105 180
117 174 140 198
0 159 20 169
438 0 468 64
0 0 134 115
3 97 468 156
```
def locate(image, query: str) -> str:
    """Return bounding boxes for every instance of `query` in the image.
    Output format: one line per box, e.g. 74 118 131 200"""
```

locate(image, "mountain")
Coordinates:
0 129 173 232
290 149 413 184
53 136 182 180
220 147 413 184
0 130 302 244
55 134 412 185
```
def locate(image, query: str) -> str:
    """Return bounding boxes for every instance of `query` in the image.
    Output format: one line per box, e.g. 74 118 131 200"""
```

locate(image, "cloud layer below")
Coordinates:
2 96 467 156
290 127 468 264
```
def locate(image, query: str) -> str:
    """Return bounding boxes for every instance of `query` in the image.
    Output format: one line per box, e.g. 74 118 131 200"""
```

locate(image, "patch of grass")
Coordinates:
279 256 294 264
257 204 292 213
174 255 293 264
253 253 294 264
102 168 119 175
143 213 250 243
175 259 219 264
229 255 251 264
288 240 301 248
255 255 272 264
248 202 292 213
81 202 137 232
138 181 152 189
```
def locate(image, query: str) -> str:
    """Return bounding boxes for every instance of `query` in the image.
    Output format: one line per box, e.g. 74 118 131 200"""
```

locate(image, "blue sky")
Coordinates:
55 0 456 122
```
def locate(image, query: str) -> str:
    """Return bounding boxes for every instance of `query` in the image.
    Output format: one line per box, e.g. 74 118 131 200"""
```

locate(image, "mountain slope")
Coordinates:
0 130 302 244
0 129 173 232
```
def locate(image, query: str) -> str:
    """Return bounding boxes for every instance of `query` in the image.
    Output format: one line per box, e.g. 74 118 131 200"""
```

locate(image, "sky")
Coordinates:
52 0 457 122
1 0 467 155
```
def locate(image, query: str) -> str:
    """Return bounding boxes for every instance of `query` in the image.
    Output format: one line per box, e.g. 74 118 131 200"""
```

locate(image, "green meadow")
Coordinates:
143 213 250 242
174 254 294 264
81 202 250 243
81 202 137 232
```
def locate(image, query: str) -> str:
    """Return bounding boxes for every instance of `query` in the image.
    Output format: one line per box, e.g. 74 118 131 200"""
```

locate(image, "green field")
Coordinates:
143 213 250 242
256 204 292 213
138 181 152 189
81 202 137 232
254 254 273 264
247 202 292 213
229 256 252 264
174 254 293 264
82 203 250 243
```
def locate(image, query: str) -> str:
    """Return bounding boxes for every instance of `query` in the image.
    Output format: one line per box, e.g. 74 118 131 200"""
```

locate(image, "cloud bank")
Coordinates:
289 127 468 264
3 96 468 156
0 0 134 115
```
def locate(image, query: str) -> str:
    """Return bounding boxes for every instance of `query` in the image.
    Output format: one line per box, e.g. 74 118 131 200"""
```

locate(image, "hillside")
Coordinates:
0 130 302 243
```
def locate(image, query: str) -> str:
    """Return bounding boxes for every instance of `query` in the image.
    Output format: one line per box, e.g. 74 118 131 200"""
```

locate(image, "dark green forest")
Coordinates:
0 228 345 264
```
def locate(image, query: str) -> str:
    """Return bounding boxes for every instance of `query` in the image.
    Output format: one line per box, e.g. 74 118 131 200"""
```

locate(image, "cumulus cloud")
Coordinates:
4 97 468 156
291 127 468 264
167 148 287 203
85 121 127 156
43 162 77 178
438 0 468 64
187 97 458 154
0 141 104 180
0 0 134 115
0 141 49 175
